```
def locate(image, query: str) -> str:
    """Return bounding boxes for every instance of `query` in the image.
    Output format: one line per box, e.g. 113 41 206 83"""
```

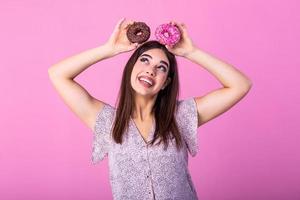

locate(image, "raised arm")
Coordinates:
48 18 139 131
165 21 252 128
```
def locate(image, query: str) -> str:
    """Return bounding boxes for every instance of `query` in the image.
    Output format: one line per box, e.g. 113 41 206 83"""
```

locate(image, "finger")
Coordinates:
116 17 126 29
120 19 133 28
111 17 126 36
124 20 135 30
132 42 139 48
128 42 139 51
165 44 172 50
169 20 185 31
171 20 176 25
180 23 187 30
175 22 188 37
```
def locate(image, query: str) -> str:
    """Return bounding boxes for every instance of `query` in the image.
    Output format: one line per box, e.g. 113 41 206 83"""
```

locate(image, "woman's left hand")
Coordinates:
164 21 197 58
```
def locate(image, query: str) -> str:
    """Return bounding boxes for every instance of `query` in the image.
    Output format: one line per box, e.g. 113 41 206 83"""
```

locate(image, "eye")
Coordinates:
140 57 168 73
140 57 149 63
157 65 167 72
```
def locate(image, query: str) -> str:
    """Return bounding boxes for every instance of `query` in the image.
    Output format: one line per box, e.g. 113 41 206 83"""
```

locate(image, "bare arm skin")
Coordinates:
166 21 252 128
186 48 252 127
48 45 112 131
48 18 138 131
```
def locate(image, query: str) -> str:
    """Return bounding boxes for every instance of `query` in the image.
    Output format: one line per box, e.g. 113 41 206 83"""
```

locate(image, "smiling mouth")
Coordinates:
138 76 154 88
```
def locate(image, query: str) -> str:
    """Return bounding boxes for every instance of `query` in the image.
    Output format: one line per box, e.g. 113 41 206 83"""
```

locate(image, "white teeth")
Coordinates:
139 77 153 86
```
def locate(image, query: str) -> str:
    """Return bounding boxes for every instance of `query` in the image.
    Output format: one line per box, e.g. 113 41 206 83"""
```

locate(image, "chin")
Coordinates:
133 88 158 98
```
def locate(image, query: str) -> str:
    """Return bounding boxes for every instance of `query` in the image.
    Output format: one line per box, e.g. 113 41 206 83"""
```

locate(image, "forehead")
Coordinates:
139 49 169 64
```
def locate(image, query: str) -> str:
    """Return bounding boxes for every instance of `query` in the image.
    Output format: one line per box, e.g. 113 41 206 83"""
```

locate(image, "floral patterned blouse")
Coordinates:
92 98 199 200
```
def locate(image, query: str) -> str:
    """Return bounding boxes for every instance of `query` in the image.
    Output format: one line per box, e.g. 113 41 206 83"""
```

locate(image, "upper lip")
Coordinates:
138 75 155 86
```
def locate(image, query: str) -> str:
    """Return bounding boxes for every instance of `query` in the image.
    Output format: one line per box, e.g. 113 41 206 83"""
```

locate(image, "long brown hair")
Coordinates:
112 40 183 151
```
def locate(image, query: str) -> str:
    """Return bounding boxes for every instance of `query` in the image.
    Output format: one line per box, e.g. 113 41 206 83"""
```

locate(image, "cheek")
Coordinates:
131 65 140 76
133 64 143 72
130 69 139 87
131 65 143 80
155 76 166 87
130 72 135 86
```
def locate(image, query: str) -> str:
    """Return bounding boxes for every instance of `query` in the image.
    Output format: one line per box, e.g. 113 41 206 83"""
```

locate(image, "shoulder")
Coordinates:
175 97 199 157
96 102 116 116
176 97 197 116
175 97 199 129
93 102 116 134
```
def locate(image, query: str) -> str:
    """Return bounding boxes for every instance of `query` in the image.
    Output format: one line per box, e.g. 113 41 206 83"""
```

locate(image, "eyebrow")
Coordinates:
140 53 169 69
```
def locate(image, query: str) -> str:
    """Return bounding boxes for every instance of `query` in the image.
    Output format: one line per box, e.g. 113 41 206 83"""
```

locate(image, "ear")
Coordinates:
162 77 171 90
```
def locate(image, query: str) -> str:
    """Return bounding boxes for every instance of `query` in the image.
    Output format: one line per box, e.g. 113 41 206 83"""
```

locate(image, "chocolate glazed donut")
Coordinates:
126 22 151 44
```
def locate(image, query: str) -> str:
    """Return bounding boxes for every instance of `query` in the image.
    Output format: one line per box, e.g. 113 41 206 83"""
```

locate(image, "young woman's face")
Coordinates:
130 48 171 98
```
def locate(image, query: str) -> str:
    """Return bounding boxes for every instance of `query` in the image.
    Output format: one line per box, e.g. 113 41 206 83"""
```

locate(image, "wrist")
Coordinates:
102 43 118 58
183 47 198 59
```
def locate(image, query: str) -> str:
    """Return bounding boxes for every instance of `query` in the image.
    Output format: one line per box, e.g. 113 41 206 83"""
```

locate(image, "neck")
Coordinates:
132 94 157 121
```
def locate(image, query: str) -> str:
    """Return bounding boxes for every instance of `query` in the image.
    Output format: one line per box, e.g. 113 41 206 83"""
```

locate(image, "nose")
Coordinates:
146 66 156 76
146 71 154 76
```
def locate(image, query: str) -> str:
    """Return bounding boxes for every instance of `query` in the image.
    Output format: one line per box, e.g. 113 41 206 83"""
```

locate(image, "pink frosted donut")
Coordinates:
155 23 181 47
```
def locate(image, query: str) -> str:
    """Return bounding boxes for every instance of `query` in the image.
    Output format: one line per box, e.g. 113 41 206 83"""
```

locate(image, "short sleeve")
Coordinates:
91 103 116 165
175 97 199 157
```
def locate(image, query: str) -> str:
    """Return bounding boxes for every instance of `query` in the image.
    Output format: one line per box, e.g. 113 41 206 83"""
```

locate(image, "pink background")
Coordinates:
1 0 299 199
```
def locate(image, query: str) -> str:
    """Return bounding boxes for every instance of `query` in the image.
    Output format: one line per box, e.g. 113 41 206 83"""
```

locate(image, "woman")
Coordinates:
48 18 252 200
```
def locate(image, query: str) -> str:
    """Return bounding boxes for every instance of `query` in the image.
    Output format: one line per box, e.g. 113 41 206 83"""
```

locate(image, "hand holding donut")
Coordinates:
162 21 197 58
104 18 140 56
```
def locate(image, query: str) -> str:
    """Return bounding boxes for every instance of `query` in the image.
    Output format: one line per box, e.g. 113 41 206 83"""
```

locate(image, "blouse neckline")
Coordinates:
130 116 156 145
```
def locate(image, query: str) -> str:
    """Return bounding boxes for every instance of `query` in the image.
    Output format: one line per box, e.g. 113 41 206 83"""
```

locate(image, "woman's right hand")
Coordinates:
104 18 140 56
